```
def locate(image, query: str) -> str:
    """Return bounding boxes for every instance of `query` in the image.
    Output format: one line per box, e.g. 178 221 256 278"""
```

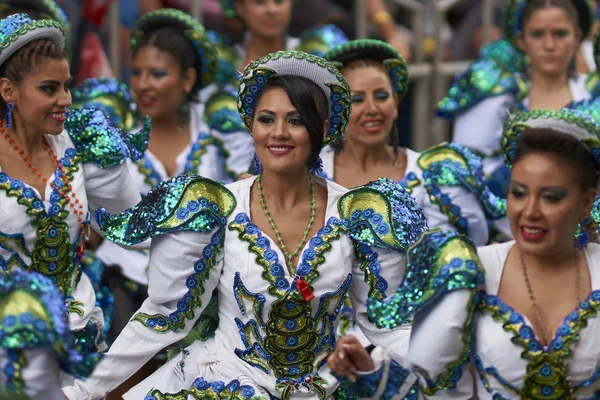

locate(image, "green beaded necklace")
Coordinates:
257 173 316 274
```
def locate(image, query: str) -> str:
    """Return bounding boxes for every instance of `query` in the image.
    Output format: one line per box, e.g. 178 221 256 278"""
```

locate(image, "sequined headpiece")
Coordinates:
0 0 68 26
219 0 295 19
296 25 349 58
324 39 409 101
72 77 140 132
238 50 351 146
0 13 64 68
502 0 593 50
501 108 600 167
130 8 217 91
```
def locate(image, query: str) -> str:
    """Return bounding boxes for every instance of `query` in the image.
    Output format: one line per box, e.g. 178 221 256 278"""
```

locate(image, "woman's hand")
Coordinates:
328 335 375 382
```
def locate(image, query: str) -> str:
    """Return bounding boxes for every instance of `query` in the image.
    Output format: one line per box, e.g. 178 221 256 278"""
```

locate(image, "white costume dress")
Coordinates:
345 240 600 399
63 174 428 399
0 109 144 391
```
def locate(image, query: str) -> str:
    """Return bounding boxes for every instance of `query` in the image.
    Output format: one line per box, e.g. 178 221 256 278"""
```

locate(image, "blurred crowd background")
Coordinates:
55 0 538 150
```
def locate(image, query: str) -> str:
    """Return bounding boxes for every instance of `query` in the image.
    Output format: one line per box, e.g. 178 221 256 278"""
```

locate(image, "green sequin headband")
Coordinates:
324 39 409 101
501 108 600 168
130 8 217 91
0 13 64 69
238 50 352 146
219 0 295 19
502 0 594 50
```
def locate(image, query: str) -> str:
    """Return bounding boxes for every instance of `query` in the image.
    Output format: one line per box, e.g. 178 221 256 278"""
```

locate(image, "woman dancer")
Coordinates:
323 39 505 247
0 12 145 386
440 0 596 199
60 50 460 399
329 108 600 398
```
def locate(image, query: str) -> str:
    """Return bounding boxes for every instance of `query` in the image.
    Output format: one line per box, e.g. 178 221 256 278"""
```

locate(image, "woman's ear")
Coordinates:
182 67 197 95
582 187 597 218
233 0 245 20
322 119 330 141
0 78 16 104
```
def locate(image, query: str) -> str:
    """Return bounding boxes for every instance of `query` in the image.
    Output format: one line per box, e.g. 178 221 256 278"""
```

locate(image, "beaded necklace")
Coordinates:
257 173 316 275
0 123 88 260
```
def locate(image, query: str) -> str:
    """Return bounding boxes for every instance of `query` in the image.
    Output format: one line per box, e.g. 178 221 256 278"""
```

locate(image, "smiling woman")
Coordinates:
329 107 600 399
0 13 145 398
441 0 597 213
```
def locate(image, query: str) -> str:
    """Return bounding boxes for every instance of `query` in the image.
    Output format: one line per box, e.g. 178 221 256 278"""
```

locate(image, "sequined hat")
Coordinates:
501 108 600 168
238 50 352 146
130 8 217 91
296 24 349 58
0 13 64 68
219 0 237 19
502 0 594 50
0 0 68 26
324 39 409 101
72 77 140 132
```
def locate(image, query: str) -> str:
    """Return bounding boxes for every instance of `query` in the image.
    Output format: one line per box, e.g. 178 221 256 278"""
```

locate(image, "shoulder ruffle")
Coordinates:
65 108 150 168
339 178 428 253
417 142 507 220
295 24 349 58
367 229 484 329
203 90 246 133
0 270 101 380
437 39 526 118
96 174 236 245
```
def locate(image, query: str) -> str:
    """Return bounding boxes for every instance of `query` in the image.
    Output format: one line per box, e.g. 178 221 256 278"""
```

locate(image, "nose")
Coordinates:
543 32 556 50
364 95 379 115
523 196 542 220
271 117 290 140
136 71 151 91
59 88 72 108
266 0 279 13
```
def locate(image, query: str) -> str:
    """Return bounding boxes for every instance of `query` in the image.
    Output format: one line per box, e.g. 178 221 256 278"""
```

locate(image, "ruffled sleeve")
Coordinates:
340 178 428 359
415 143 507 245
203 90 255 179
0 270 101 398
63 176 236 400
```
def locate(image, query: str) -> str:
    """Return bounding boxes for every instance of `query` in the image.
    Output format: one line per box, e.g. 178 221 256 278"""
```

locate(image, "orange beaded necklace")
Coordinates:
0 121 89 260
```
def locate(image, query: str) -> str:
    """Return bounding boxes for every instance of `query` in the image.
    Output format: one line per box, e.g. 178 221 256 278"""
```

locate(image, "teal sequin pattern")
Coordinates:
0 270 102 381
65 108 150 168
339 178 428 253
368 229 484 329
96 174 236 246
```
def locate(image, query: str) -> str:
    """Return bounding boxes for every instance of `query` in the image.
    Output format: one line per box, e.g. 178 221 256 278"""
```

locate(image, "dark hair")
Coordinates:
521 0 580 30
132 27 199 97
0 39 67 110
255 75 329 169
513 128 599 190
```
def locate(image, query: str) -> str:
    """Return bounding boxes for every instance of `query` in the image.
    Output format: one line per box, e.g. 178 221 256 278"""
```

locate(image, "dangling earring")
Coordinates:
252 153 263 174
575 217 590 249
179 102 189 114
6 102 13 129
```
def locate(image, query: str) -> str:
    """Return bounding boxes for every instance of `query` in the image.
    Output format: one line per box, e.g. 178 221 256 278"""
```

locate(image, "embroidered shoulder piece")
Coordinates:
417 143 507 220
96 174 236 245
339 178 428 253
65 108 150 168
437 39 526 118
204 90 246 133
0 270 101 383
368 229 484 329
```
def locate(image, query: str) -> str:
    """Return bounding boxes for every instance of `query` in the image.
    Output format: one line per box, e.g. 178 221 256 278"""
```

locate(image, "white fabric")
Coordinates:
402 241 600 398
94 101 254 284
0 130 141 393
63 177 412 400
320 146 489 246
581 40 596 73
452 74 592 178
0 349 64 400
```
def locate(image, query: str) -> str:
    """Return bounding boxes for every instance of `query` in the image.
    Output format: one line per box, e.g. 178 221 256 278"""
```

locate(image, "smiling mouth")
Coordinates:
48 112 66 121
361 120 384 131
520 225 547 241
267 145 294 155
